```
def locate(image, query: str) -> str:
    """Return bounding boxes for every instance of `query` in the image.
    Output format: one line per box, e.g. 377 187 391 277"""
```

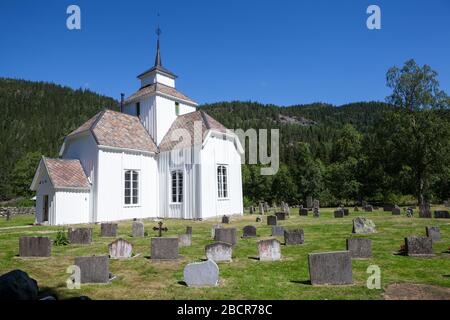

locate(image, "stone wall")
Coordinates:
0 207 35 217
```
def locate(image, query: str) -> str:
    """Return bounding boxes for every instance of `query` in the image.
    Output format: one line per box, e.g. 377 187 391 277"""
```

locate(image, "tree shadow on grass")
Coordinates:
178 281 188 287
248 256 259 261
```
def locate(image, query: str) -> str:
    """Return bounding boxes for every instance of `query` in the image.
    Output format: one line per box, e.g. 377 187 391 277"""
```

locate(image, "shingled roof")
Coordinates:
68 109 158 153
159 111 228 152
43 158 90 189
124 83 197 105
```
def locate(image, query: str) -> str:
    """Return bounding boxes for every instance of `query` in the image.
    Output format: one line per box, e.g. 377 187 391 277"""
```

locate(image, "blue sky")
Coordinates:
0 0 449 106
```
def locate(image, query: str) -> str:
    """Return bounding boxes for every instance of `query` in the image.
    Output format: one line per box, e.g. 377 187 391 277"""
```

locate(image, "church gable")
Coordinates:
158 111 228 152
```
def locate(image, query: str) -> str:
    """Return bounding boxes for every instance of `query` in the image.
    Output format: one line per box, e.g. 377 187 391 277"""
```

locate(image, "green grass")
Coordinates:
0 209 449 300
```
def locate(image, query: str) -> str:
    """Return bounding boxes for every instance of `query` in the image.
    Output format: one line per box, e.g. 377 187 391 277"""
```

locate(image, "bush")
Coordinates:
54 230 69 246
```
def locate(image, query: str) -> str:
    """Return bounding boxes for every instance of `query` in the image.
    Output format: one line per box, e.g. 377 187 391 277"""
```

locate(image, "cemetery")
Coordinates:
0 206 449 299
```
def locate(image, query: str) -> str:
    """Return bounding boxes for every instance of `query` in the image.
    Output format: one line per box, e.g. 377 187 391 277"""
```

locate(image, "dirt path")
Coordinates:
384 283 450 300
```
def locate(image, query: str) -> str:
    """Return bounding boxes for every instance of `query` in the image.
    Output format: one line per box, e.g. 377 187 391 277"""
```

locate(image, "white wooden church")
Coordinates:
30 34 244 225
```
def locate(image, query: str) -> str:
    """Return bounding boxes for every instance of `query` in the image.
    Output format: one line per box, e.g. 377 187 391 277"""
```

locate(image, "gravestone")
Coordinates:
406 207 414 217
108 238 133 259
74 256 110 283
419 202 431 218
352 217 376 234
282 203 290 215
183 260 219 287
299 208 308 216
425 227 440 242
214 228 237 246
259 202 264 215
221 215 230 224
249 206 255 214
271 226 285 237
313 199 320 209
101 223 118 237
334 209 344 218
308 251 353 285
255 217 262 223
306 196 313 209
178 234 192 247
405 236 434 256
264 202 270 213
392 205 401 216
267 215 277 226
346 238 372 258
275 212 287 221
186 226 192 235
211 224 222 238
364 205 373 212
132 221 145 237
205 242 232 262
284 229 304 245
153 221 168 237
151 237 179 260
313 207 320 218
242 225 257 238
258 239 281 261
434 210 450 219
343 208 349 216
68 228 92 245
19 236 52 257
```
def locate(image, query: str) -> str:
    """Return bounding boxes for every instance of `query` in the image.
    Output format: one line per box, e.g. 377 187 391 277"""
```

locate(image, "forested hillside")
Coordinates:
0 78 118 201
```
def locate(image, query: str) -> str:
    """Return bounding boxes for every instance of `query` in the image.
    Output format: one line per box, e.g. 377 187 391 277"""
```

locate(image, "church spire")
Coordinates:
154 26 162 67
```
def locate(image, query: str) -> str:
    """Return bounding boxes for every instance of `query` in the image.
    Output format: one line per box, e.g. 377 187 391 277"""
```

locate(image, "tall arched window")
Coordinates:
124 170 139 205
217 165 228 198
171 170 183 203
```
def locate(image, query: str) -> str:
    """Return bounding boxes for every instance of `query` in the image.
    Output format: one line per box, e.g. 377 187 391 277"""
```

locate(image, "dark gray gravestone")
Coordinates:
214 228 237 246
151 237 179 260
308 251 353 285
183 260 219 287
275 212 287 221
267 215 277 226
425 227 440 242
101 223 118 237
334 209 344 218
346 238 372 258
74 256 110 283
271 226 285 237
132 221 145 237
186 226 192 235
19 236 51 257
0 270 39 300
343 209 349 216
434 210 450 219
284 229 304 245
242 225 257 238
405 236 434 256
299 208 308 216
211 224 222 238
205 242 232 262
68 228 92 245
258 239 281 261
221 215 230 224
392 205 401 216
108 238 133 259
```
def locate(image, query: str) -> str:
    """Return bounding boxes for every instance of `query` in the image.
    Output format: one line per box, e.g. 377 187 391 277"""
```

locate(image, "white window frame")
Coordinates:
217 164 229 200
170 170 183 204
124 169 140 206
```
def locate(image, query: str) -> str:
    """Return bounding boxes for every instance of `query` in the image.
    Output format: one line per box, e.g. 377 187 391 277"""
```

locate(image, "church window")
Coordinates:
124 170 139 205
136 102 141 118
217 165 228 198
175 102 180 116
171 170 183 203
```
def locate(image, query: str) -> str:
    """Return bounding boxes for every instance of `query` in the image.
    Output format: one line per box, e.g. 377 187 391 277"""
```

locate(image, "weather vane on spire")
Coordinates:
156 12 161 38
154 12 162 67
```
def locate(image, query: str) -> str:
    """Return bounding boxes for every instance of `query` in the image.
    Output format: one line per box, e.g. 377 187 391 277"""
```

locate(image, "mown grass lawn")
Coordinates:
0 208 449 300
